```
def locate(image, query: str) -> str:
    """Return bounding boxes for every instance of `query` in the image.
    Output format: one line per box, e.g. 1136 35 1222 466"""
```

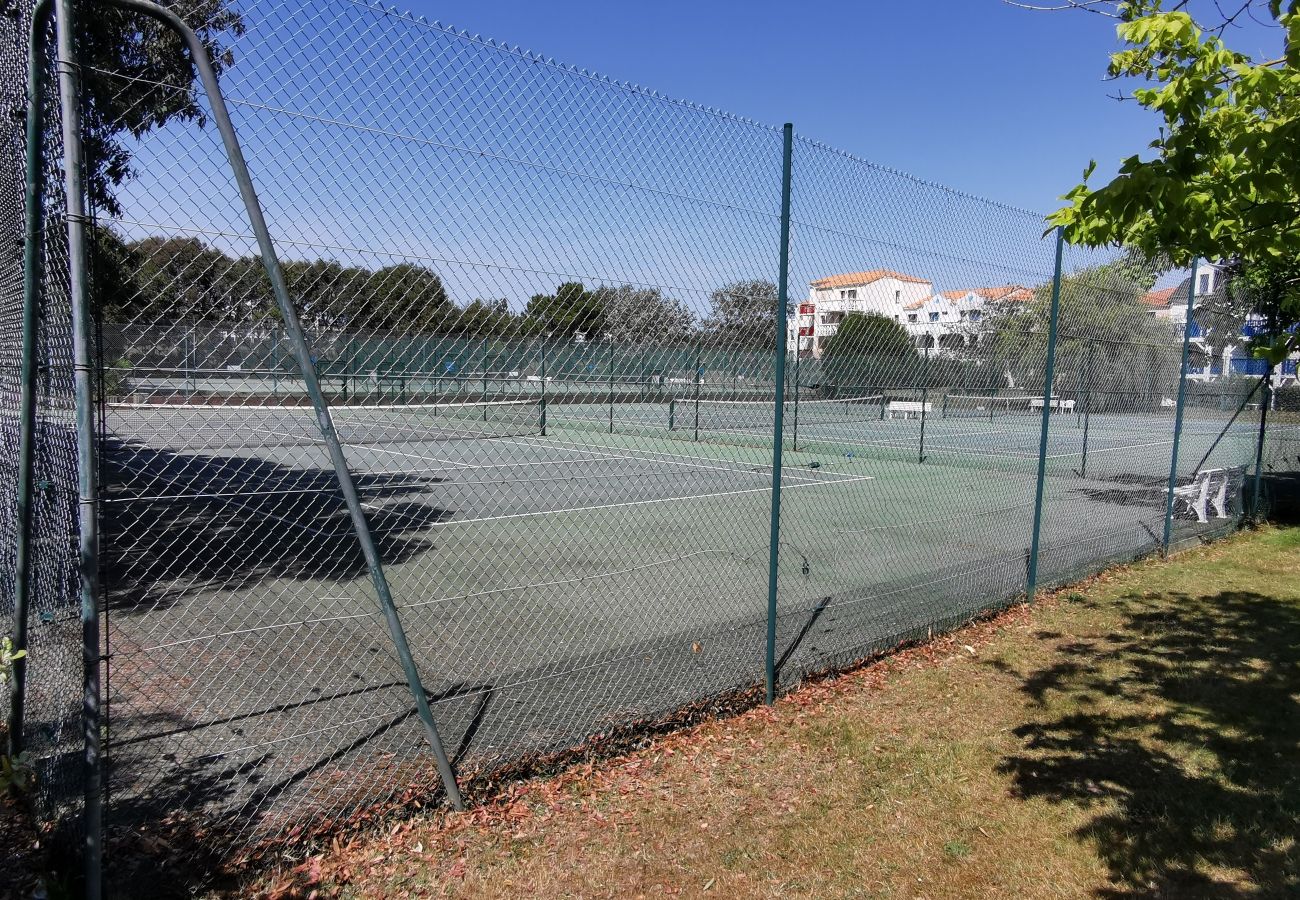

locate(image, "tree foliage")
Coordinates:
102 233 454 332
523 281 603 340
1044 0 1300 360
820 312 917 391
79 1 245 215
979 254 1181 403
598 284 694 346
704 279 783 348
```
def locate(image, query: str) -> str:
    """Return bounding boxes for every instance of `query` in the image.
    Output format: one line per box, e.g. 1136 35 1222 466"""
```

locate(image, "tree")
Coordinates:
1038 0 1300 363
78 1 245 216
1191 276 1254 367
704 279 783 349
90 226 140 321
362 264 452 333
598 284 694 346
820 312 916 392
455 298 515 338
523 281 603 341
128 235 240 322
978 254 1181 407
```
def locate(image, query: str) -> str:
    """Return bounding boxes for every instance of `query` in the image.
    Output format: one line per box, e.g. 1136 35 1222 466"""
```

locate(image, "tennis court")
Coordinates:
99 387 1255 828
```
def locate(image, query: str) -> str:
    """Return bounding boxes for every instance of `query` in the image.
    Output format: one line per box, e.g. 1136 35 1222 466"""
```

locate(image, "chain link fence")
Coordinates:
3 0 1295 892
1 0 85 846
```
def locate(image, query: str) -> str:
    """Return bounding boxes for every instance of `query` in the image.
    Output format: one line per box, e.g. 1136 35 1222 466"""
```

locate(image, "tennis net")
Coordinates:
107 398 544 450
669 394 885 433
941 394 1068 419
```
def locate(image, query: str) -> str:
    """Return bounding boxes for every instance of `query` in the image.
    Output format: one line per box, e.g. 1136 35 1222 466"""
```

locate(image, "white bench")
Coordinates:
1029 397 1076 413
887 400 932 420
1172 467 1236 523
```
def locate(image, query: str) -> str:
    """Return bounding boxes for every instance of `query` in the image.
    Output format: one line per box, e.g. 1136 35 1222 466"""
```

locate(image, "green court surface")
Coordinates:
100 394 1265 826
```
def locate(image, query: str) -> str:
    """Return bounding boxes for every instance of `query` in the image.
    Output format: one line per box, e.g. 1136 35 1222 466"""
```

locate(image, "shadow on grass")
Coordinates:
997 588 1300 898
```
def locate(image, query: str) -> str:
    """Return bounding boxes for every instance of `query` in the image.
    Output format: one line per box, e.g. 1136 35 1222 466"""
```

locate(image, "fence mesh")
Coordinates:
2 0 1295 890
1 0 84 838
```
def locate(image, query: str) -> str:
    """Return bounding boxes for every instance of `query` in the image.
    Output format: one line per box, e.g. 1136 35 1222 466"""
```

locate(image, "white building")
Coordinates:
923 285 1035 351
791 271 1033 358
793 270 932 359
1139 261 1299 383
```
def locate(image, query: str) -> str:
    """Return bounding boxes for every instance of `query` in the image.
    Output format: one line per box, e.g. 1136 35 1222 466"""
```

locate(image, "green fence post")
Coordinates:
1163 259 1200 556
51 0 106 892
1027 227 1066 601
791 343 800 451
608 341 615 433
481 336 490 421
765 123 794 705
539 341 548 437
1252 362 1274 520
10 0 55 766
918 344 930 464
694 341 702 441
1078 340 1095 477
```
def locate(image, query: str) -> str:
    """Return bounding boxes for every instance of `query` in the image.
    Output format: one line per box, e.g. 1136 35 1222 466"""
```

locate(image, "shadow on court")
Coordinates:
995 586 1300 897
102 439 454 612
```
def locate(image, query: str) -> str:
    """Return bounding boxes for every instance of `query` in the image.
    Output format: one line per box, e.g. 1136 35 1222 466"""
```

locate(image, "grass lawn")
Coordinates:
230 528 1299 897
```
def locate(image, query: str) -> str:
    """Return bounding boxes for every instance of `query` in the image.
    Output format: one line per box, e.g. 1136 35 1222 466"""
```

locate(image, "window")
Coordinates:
848 289 857 300
929 312 939 322
1199 273 1211 295
895 289 901 301
959 310 967 319
970 310 982 322
907 313 918 323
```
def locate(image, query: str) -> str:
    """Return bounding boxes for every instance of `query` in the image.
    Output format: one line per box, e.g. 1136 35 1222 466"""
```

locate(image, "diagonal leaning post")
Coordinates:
31 3 469 893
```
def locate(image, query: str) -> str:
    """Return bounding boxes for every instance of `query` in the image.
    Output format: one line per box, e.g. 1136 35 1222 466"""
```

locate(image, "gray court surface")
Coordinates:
96 396 1263 837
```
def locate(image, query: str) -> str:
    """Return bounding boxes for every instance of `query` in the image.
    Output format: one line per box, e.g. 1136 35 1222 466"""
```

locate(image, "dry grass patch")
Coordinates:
240 527 1300 900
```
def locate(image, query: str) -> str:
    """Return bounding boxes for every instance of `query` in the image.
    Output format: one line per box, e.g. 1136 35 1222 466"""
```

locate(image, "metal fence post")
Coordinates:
271 324 279 397
791 343 800 451
93 0 466 820
694 339 701 442
764 123 794 705
1078 339 1095 477
1252 362 1274 520
52 1 105 893
1163 259 1199 556
481 335 489 421
918 344 929 464
1026 226 1065 601
539 341 547 437
608 341 615 433
9 0 55 766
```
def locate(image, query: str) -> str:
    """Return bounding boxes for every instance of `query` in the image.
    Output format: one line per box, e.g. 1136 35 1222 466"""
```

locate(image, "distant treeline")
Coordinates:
93 231 786 348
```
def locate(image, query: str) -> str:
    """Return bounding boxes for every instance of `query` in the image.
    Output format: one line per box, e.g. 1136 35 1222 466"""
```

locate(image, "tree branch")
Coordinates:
1001 0 1122 16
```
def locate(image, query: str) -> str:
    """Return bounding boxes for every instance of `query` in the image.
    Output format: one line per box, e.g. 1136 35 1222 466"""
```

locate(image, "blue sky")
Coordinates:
110 0 1282 313
395 0 1282 214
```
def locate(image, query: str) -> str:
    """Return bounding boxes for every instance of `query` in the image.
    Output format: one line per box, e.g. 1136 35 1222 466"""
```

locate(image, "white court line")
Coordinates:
530 427 867 478
500 433 832 485
1043 436 1184 459
427 472 878 530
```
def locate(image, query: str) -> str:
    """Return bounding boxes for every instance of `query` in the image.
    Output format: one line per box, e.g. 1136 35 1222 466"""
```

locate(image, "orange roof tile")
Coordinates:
1139 286 1177 308
809 269 931 290
940 285 1034 303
